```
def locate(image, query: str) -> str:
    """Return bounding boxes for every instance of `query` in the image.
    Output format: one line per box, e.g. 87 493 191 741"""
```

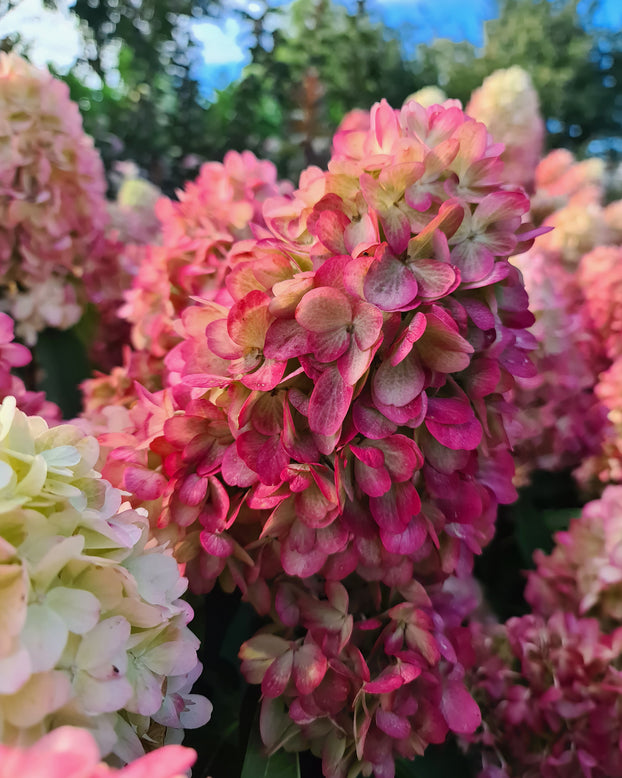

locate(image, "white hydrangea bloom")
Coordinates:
0 397 211 759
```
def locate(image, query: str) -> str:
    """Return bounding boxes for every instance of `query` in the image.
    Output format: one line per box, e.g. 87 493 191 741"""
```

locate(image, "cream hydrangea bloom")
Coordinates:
467 66 544 189
0 397 211 760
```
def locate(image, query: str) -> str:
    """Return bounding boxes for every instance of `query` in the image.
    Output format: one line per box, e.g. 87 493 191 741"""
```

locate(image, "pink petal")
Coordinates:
262 651 293 698
296 287 353 333
293 644 328 695
410 259 458 299
308 368 353 436
441 681 481 734
370 481 421 532
364 251 418 311
372 352 424 408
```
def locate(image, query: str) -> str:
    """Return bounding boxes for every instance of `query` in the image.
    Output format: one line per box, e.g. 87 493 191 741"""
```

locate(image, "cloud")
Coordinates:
0 0 81 71
191 17 248 65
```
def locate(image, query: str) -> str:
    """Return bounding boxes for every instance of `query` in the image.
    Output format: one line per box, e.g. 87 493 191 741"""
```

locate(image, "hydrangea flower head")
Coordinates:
0 53 108 342
0 396 210 759
467 67 544 190
84 98 547 777
526 486 622 628
466 611 622 778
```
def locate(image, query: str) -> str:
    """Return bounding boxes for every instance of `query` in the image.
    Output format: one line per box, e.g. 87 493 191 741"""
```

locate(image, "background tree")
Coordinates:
416 0 622 158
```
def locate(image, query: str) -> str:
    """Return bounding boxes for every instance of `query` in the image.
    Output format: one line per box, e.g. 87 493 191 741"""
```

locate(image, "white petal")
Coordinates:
21 603 68 672
46 587 101 635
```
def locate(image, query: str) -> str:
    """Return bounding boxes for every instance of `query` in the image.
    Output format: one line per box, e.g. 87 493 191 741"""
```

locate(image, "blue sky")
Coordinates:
1 0 621 96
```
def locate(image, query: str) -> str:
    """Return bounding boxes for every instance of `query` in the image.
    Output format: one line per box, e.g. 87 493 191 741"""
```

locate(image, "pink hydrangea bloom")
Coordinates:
525 486 622 627
466 612 622 778
467 67 544 191
119 151 292 382
0 726 196 778
577 245 622 361
0 53 108 342
85 98 545 777
509 248 608 478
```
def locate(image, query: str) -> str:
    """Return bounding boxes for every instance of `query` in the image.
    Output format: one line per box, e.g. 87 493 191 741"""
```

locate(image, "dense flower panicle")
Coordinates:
85 98 546 777
403 86 450 108
119 151 291 382
0 396 211 760
466 612 622 778
0 726 196 778
525 486 622 627
509 249 608 478
0 311 60 424
577 245 622 361
531 149 605 224
576 359 622 487
466 67 544 191
0 53 109 342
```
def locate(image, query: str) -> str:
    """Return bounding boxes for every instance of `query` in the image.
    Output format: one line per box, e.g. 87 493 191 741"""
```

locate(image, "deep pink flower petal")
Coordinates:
308 367 353 436
440 680 481 734
410 259 458 299
375 709 411 740
310 327 351 362
425 416 482 451
369 481 421 532
263 318 310 360
262 650 294 698
293 644 328 695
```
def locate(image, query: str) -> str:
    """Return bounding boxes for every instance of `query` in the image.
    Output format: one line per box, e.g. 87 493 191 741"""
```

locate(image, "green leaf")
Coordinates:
542 507 578 533
33 327 91 419
241 714 301 778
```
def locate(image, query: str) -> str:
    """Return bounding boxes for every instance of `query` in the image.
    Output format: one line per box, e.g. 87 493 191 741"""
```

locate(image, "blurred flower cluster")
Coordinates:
0 726 196 778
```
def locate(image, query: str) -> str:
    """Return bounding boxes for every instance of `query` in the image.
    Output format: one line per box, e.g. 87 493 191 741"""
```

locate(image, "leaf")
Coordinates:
241 714 301 778
33 327 91 419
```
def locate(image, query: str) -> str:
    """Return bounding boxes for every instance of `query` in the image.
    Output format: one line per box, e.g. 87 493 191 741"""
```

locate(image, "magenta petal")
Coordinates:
242 358 286 391
441 681 481 734
308 368 353 436
221 444 258 487
370 482 421 532
352 401 398 439
410 259 458 299
372 352 424 408
338 341 375 385
352 301 384 350
375 709 411 740
425 417 482 451
364 252 419 311
354 459 392 497
123 467 167 501
381 208 411 254
451 241 495 284
282 537 327 578
264 318 310 360
310 328 350 362
237 431 289 485
380 515 427 554
262 651 293 698
200 530 234 558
